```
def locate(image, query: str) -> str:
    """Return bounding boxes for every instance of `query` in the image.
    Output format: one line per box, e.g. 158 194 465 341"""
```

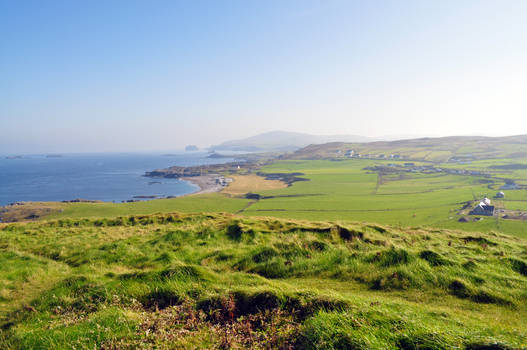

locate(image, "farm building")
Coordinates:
469 201 495 216
215 177 233 186
495 191 505 198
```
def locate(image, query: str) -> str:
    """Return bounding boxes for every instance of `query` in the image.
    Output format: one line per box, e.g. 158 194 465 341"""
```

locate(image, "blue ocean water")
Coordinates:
0 152 232 206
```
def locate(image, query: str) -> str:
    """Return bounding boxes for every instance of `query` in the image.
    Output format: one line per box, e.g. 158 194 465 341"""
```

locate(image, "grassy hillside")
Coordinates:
289 135 527 162
210 131 373 152
1 213 526 348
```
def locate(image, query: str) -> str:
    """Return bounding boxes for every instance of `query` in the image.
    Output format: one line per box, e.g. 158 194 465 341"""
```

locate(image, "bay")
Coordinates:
0 152 232 205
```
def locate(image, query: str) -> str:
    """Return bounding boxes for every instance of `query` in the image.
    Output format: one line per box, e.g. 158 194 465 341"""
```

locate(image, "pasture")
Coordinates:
240 159 527 238
18 158 527 238
46 193 250 219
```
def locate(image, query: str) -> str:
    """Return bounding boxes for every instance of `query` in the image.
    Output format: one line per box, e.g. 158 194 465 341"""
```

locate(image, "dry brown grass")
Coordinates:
222 175 287 196
0 202 64 223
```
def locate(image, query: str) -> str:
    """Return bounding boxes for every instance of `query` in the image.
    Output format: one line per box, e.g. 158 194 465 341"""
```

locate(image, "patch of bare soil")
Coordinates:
101 298 301 349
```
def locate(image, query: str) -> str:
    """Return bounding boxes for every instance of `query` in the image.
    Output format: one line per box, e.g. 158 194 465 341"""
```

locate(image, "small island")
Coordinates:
185 145 199 151
207 152 229 159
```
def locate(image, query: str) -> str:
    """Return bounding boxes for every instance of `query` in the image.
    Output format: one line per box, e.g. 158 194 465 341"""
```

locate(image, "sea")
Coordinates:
0 152 234 206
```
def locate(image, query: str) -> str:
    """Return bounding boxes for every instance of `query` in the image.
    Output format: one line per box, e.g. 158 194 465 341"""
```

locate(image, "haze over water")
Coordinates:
0 153 231 206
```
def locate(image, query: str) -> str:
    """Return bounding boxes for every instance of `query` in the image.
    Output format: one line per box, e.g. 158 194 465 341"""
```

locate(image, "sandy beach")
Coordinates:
181 174 225 195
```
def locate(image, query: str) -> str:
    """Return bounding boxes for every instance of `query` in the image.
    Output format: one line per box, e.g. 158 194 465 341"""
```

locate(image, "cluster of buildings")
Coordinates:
215 176 232 187
469 197 495 216
380 163 488 177
343 149 403 159
468 192 508 216
447 157 473 165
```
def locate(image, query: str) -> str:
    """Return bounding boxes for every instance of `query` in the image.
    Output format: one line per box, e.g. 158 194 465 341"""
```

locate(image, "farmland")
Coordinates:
238 159 527 239
10 156 525 239
221 174 287 197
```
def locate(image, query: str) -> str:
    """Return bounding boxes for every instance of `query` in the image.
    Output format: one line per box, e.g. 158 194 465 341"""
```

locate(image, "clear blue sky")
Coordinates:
1 0 526 153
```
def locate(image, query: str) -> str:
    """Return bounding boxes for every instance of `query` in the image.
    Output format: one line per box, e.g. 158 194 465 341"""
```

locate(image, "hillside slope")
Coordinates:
1 213 526 348
210 131 373 152
288 135 527 161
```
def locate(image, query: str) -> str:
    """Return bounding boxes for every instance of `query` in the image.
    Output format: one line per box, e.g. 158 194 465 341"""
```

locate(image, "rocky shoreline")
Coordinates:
144 160 261 196
144 161 251 179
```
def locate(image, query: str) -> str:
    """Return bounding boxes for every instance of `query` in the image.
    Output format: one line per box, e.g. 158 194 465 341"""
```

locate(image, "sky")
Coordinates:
1 0 527 153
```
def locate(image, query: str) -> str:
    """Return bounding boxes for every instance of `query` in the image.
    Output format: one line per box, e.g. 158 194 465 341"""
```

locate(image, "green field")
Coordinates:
48 193 250 219
234 159 527 239
1 213 526 348
42 158 527 239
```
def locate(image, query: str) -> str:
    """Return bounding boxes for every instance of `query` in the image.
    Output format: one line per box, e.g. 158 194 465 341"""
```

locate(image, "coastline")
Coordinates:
180 174 224 196
1 153 228 206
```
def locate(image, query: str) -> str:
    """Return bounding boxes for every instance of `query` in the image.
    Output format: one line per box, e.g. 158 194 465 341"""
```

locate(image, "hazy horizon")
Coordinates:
2 1 527 154
3 130 527 156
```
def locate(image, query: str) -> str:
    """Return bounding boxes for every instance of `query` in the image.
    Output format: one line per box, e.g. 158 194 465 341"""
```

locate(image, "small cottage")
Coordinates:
469 202 495 216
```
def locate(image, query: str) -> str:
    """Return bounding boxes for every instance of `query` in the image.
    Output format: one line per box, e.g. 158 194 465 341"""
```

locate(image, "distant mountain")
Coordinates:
209 131 374 152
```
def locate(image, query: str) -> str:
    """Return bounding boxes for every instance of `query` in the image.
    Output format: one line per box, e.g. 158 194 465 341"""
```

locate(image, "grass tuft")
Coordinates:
419 250 451 266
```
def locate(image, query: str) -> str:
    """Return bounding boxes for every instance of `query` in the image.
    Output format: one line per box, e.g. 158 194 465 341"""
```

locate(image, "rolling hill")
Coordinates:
1 213 526 348
209 131 375 152
287 135 527 162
